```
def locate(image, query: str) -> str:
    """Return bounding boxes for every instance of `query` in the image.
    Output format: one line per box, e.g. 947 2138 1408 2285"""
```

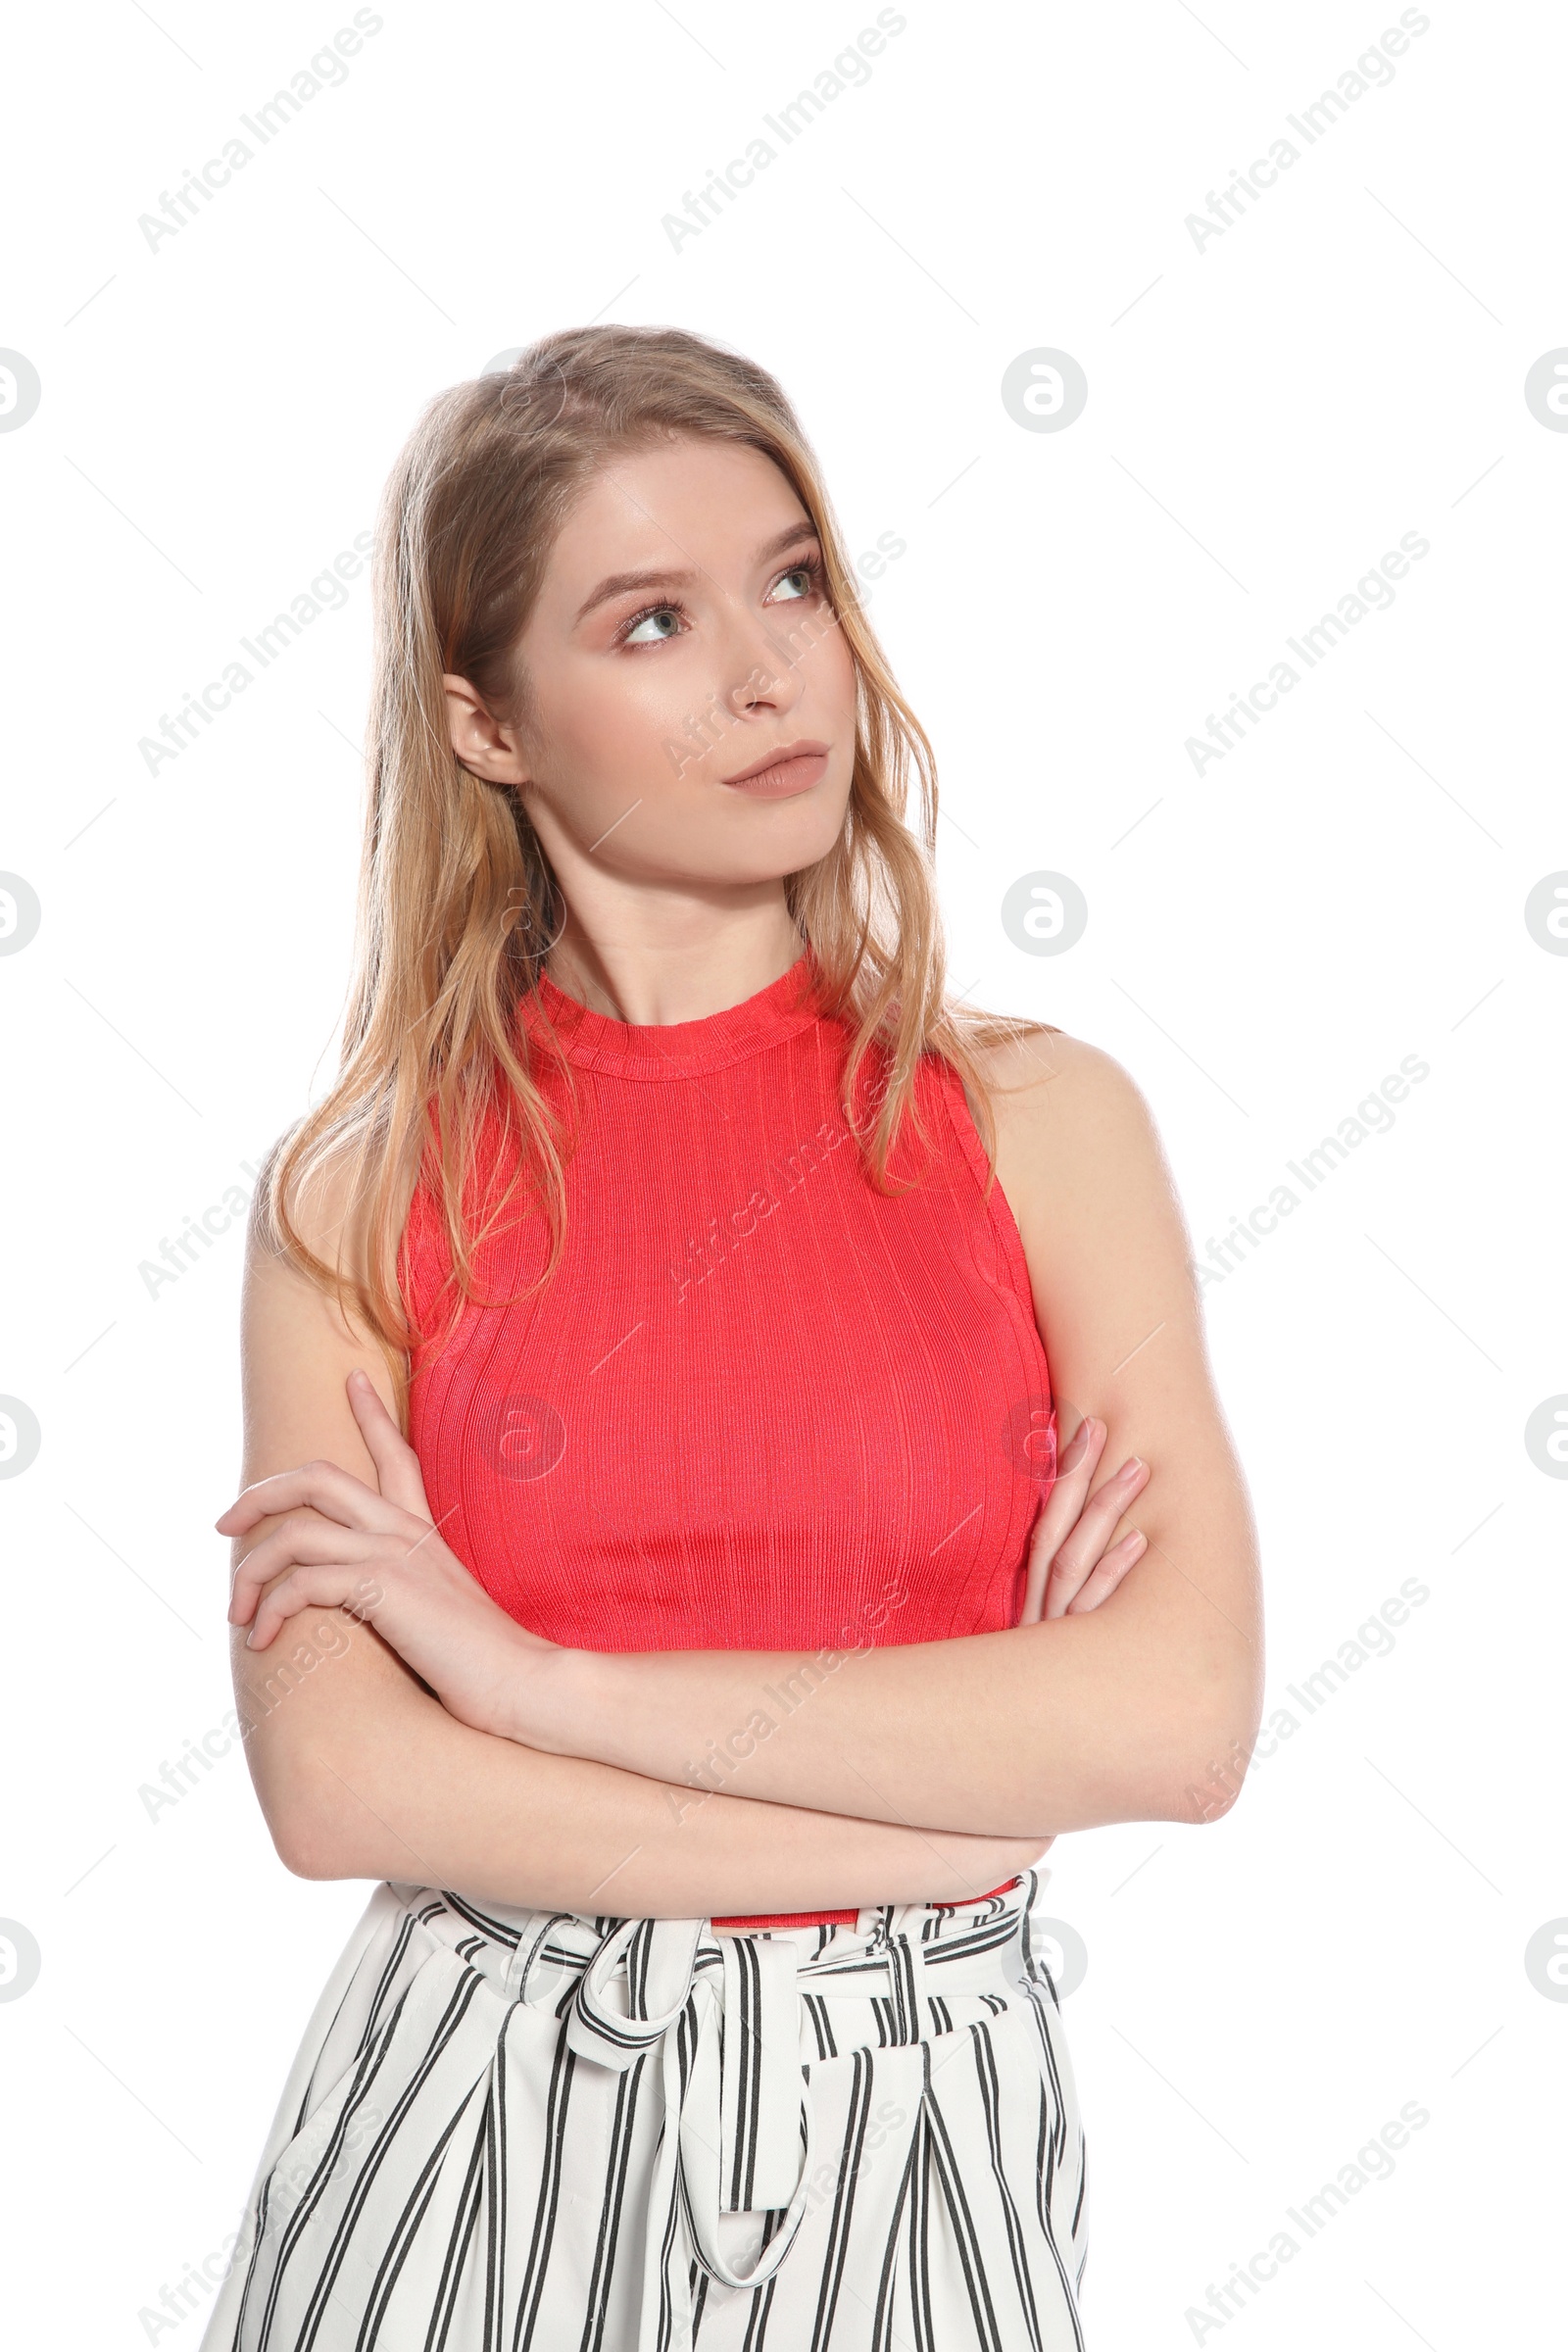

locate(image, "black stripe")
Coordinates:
422 2117 486 2350
480 2035 505 2352
867 2072 924 2352
352 2097 475 2347
249 1974 422 2349
970 2020 1045 2352
289 1968 490 2349
1029 2070 1089 2352
582 2052 648 2351
802 1991 835 2061
808 2044 873 2349
922 2044 1006 2351
512 2028 580 2347
437 1890 525 1951
734 1938 763 2212
909 2089 936 2352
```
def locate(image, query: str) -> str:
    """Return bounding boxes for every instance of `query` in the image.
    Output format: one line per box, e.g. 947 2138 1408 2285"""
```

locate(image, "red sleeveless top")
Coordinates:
398 949 1055 1929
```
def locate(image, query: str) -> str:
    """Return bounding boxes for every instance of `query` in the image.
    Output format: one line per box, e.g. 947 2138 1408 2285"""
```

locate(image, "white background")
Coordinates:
1 1 1563 2343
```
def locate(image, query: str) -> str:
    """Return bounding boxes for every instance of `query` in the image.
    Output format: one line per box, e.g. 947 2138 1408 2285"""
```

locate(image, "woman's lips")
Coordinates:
720 742 829 797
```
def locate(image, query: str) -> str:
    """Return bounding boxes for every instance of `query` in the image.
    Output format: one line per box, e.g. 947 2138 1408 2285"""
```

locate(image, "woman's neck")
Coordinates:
543 906 807 1026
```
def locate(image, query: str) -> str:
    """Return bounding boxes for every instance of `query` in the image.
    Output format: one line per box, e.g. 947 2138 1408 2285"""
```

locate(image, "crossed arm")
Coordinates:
228 1032 1262 1915
530 1038 1264 1831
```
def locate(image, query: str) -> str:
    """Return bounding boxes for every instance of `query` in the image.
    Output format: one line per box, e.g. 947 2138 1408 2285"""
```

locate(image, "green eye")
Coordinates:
773 566 811 600
623 606 683 645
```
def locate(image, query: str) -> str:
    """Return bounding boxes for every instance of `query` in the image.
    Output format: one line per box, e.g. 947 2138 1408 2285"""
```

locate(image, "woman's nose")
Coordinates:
718 608 814 719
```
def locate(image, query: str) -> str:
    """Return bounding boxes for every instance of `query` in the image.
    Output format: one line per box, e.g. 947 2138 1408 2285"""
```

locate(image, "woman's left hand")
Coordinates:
1016 1413 1151 1624
221 1368 563 1741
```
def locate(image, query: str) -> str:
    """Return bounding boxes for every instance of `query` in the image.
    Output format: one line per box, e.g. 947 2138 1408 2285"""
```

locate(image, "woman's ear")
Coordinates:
442 672 530 786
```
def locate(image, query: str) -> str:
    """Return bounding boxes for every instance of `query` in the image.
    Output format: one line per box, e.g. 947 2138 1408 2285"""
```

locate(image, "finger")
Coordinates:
1054 1412 1101 1482
1060 1529 1147 1616
346 1369 432 1520
1017 1418 1107 1622
245 1564 385 1651
1016 1427 1148 1625
216 1458 409 1540
1033 1414 1104 1542
1044 1458 1150 1613
228 1520 382 1624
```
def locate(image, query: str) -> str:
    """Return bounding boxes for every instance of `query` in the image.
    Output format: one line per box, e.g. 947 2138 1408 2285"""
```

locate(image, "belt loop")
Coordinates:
716 1934 808 2214
504 1911 572 2008
886 1925 932 2045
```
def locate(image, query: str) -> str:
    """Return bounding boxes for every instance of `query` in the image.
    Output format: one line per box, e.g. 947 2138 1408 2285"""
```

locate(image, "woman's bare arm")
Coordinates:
231 1174 1044 1912
491 1036 1266 1834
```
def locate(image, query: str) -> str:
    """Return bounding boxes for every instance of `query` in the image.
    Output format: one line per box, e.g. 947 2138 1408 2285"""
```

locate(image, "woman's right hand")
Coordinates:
1016 1414 1151 1624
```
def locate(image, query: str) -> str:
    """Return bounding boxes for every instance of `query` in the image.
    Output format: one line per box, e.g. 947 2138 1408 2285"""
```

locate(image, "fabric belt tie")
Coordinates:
507 1905 943 2334
552 1915 819 2293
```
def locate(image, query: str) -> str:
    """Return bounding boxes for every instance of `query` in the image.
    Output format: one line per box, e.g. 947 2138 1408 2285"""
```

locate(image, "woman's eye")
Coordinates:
622 606 683 645
771 564 814 602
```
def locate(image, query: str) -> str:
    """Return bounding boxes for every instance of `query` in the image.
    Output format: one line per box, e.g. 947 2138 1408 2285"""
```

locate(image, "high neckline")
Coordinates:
520 946 826 1077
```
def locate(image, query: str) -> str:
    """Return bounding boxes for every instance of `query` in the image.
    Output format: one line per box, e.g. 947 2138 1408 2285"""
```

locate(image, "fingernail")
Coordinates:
1120 1455 1146 1481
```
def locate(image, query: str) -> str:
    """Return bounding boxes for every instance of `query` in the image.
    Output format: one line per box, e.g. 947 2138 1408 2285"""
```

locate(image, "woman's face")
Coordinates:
444 435 858 893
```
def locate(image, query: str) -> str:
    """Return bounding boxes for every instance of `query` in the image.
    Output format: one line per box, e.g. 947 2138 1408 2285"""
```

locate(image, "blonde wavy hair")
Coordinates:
260 324 1054 1407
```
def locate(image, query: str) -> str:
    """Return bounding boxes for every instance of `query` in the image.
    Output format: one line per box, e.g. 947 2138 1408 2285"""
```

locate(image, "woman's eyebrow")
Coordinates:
572 521 819 628
573 563 698 626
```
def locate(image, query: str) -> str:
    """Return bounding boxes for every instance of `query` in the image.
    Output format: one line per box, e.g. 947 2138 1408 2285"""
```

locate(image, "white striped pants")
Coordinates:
199 1869 1089 2350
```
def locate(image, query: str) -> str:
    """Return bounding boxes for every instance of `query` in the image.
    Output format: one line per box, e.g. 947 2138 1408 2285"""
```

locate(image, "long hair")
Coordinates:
260 324 1055 1413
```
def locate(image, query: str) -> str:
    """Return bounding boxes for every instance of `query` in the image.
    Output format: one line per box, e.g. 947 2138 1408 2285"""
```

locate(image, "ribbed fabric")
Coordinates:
397 948 1056 1930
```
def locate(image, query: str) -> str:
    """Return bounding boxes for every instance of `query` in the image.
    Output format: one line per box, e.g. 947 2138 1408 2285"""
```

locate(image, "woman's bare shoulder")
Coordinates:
959 1022 1191 1312
966 1023 1169 1175
247 1123 371 1284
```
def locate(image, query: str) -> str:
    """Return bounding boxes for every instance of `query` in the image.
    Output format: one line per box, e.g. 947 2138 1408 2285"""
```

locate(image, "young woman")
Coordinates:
201 325 1262 2352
